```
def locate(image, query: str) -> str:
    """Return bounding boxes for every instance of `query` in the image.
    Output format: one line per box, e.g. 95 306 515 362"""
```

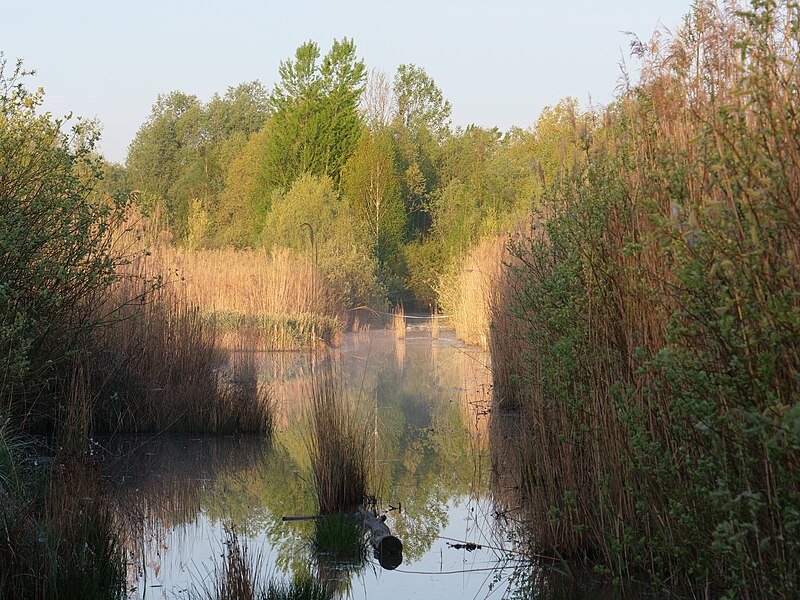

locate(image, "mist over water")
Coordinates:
103 327 530 599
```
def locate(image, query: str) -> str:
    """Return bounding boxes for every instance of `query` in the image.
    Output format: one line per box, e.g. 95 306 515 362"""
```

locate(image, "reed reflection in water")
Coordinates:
101 327 527 599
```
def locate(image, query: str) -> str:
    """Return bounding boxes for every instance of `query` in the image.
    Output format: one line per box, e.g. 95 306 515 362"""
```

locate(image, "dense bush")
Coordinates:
0 55 128 431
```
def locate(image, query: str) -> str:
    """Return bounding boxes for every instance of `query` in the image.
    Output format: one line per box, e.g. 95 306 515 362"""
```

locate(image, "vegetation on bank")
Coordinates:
0 55 274 598
116 40 583 309
469 1 800 596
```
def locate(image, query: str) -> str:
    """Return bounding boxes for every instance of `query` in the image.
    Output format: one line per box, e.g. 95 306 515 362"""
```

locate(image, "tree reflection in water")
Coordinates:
103 328 506 598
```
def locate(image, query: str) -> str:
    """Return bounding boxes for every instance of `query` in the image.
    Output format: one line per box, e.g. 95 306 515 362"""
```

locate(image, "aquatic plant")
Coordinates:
312 513 366 559
190 526 331 600
91 260 274 434
306 366 372 514
0 453 126 600
438 233 509 350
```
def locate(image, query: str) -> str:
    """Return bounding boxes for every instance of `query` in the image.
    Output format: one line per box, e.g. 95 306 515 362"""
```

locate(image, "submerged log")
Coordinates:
358 506 403 570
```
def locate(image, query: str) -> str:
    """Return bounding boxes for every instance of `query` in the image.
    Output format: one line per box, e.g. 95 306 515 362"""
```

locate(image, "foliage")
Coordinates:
341 127 405 269
258 39 366 193
490 1 800 596
0 54 128 431
393 63 452 140
126 83 269 240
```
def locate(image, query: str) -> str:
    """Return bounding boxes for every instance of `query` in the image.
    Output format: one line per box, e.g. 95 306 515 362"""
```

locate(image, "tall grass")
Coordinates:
91 268 272 434
306 366 372 514
389 303 406 339
81 224 276 435
139 244 343 350
190 527 331 600
490 1 800 595
0 441 127 599
438 234 509 349
429 302 440 339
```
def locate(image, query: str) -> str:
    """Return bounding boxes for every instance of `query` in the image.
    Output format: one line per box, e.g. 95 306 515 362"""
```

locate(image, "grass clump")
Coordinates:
0 427 126 600
312 513 365 559
191 527 330 600
307 366 371 514
389 303 406 339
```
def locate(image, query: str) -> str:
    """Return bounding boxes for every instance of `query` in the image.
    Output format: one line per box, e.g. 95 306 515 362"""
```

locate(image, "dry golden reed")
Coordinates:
438 234 510 350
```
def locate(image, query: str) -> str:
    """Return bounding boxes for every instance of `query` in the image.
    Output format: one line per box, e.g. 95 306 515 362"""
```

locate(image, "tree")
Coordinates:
341 128 404 264
393 64 452 140
126 91 200 236
390 65 452 238
126 83 269 241
361 68 394 128
258 39 366 193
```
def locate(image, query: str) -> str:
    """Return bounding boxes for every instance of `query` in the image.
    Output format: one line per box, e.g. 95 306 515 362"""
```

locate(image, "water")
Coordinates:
102 327 534 599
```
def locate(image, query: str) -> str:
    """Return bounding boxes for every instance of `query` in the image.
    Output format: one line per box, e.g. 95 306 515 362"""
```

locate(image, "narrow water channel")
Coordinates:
103 326 530 599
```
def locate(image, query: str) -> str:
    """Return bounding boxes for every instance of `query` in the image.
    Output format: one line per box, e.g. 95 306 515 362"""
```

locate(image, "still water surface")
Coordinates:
103 328 530 599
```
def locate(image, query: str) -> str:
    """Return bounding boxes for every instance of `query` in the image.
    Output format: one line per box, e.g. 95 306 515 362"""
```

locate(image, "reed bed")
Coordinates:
213 311 342 351
91 254 273 434
490 1 800 595
306 366 372 514
145 245 337 318
0 447 127 600
438 235 509 350
389 303 406 339
140 244 343 350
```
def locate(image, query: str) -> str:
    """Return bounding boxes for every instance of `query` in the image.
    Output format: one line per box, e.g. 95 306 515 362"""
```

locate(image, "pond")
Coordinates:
101 326 534 599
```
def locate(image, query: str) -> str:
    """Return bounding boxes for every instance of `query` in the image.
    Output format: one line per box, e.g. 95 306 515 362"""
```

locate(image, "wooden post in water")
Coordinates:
357 506 403 570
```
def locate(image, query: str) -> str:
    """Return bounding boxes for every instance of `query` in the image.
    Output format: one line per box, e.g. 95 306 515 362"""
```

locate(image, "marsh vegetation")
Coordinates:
2 1 799 598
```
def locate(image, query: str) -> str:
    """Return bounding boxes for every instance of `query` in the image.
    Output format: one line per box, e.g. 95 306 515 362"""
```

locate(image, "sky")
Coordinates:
2 0 691 163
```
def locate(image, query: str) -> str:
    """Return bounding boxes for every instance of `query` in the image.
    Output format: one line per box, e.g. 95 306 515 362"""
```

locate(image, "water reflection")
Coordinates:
103 328 522 599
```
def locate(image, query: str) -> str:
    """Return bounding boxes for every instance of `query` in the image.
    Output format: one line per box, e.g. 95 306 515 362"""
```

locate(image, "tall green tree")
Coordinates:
391 64 452 237
393 64 452 140
258 38 366 195
341 128 404 264
126 83 268 241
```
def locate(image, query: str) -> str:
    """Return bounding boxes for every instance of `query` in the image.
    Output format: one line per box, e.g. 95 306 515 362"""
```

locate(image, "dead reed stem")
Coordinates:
390 303 405 340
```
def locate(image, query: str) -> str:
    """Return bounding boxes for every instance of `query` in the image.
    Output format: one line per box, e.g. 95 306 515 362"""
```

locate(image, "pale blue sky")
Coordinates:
2 1 690 163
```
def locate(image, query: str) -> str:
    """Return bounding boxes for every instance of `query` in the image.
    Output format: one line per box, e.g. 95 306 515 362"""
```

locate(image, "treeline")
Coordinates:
463 0 799 596
119 38 586 308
